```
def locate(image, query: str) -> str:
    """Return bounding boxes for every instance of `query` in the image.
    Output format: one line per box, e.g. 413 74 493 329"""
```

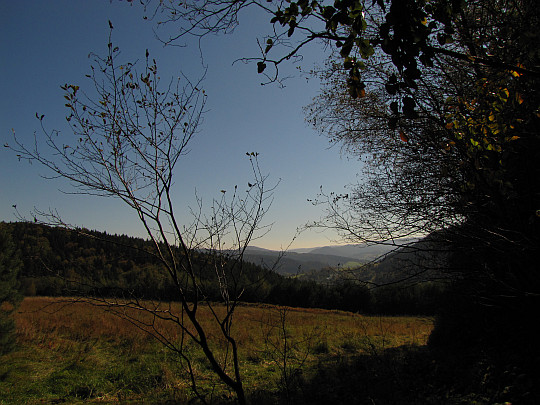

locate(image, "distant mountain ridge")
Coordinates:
244 246 361 275
244 239 418 276
298 239 418 262
280 235 448 285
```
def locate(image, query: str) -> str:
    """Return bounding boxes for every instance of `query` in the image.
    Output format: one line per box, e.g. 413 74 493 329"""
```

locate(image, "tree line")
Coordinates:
2 221 445 315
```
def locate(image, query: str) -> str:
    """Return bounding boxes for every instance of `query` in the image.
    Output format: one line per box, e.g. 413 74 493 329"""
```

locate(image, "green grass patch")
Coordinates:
340 261 364 270
0 298 433 404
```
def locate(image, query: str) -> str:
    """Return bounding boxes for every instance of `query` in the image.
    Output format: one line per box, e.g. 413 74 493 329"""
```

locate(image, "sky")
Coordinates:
0 1 362 250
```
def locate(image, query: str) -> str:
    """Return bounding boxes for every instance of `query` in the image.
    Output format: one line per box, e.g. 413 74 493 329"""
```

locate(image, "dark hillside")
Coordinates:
0 221 386 314
2 221 278 302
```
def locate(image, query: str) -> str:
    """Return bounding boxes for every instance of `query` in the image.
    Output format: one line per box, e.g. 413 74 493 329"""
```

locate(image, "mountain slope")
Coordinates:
244 246 361 275
305 239 418 262
244 239 419 276
273 235 449 286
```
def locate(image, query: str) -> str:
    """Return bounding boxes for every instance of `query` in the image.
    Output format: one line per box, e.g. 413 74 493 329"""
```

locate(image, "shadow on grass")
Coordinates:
250 344 540 405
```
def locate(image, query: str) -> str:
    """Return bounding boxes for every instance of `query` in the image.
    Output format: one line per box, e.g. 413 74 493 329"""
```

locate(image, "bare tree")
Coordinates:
8 30 276 404
143 0 540 315
259 306 319 404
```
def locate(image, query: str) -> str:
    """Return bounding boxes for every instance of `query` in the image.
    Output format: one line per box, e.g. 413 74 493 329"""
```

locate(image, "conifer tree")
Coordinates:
0 224 22 355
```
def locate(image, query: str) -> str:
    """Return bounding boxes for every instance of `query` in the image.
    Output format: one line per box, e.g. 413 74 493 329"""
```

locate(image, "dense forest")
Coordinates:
2 221 445 315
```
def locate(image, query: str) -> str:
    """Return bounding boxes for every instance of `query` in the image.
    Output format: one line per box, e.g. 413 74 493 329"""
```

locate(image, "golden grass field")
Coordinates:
1 297 433 403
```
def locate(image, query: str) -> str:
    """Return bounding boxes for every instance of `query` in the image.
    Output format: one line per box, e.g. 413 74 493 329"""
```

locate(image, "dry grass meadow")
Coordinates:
1 297 433 403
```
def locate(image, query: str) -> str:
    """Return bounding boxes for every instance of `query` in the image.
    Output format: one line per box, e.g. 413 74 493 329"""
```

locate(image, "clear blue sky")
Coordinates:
0 1 361 250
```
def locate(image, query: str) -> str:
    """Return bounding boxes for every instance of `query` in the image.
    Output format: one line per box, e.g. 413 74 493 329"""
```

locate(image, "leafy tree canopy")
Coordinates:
151 0 539 113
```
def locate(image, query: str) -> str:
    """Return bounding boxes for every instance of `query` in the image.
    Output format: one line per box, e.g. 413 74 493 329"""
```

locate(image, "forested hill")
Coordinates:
4 221 415 313
2 221 277 301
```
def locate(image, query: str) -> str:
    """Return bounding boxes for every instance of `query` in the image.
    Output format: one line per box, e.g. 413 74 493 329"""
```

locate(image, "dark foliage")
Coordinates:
3 221 446 315
283 345 540 405
0 224 22 355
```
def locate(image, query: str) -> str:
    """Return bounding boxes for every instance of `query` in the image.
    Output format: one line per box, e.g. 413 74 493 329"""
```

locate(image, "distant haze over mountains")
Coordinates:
291 242 417 261
245 239 418 276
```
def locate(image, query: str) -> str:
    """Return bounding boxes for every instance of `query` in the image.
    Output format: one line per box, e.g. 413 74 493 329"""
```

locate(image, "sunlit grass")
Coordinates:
0 297 433 403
